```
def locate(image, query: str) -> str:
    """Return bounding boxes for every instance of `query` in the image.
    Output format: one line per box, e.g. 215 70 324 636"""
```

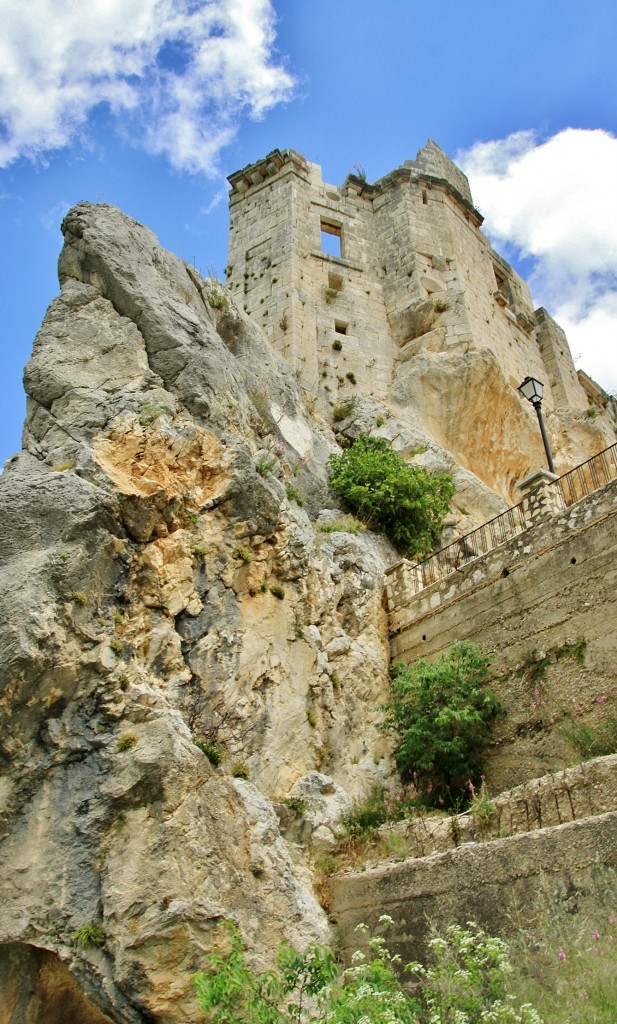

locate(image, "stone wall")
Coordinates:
388 478 617 792
330 810 617 966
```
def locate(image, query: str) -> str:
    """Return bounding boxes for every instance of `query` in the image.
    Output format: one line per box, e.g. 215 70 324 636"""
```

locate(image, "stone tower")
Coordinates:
227 143 610 498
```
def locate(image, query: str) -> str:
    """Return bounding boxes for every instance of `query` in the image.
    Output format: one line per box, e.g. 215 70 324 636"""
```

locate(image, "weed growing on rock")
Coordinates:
231 762 250 780
283 796 306 814
194 740 222 766
332 397 355 422
71 591 87 605
110 638 123 656
269 584 285 600
255 456 277 476
73 923 106 948
116 732 137 752
286 485 304 506
207 289 228 310
49 459 77 472
468 778 495 831
233 546 253 564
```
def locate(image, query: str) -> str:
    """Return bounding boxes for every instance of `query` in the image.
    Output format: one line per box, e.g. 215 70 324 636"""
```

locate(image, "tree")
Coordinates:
381 642 502 807
327 435 454 559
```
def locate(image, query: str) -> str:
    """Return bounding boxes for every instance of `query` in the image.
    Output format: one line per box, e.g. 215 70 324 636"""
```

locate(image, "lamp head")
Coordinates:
518 376 544 405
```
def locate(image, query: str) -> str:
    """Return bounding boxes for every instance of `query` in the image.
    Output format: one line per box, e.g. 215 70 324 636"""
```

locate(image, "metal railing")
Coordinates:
402 502 526 593
398 441 617 597
557 442 617 508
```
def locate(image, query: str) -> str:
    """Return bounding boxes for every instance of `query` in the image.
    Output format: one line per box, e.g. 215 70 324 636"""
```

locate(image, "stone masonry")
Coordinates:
227 143 589 418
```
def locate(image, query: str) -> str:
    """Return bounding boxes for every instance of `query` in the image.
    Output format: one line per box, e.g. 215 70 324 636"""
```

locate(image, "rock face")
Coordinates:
0 203 400 1023
0 199 614 1022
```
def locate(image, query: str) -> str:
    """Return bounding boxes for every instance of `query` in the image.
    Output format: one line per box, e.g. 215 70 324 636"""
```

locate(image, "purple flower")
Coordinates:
558 948 566 962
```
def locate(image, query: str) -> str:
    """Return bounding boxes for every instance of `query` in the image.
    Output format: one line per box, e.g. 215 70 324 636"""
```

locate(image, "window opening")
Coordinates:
321 220 343 259
334 321 348 335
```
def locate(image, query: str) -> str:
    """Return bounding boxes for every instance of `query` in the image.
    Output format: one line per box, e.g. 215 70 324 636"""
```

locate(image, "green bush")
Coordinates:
192 919 542 1024
341 788 388 837
328 435 454 558
381 642 502 807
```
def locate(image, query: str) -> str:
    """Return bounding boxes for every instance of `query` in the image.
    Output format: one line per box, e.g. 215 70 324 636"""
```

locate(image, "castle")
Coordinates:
226 141 587 416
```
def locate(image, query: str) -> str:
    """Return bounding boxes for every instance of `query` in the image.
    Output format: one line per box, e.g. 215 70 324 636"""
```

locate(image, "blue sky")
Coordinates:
1 0 616 468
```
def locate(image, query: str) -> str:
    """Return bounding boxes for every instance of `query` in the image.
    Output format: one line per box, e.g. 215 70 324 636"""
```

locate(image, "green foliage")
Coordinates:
469 779 495 831
195 740 223 766
71 591 87 605
270 584 285 600
193 546 208 560
328 435 455 558
49 459 77 472
208 289 228 310
341 788 388 837
231 762 251 780
110 638 123 656
559 714 617 761
234 546 253 564
192 919 542 1024
409 921 543 1024
286 486 304 506
116 732 137 752
381 642 501 807
73 922 106 948
260 579 269 593
345 372 357 385
283 797 306 815
332 398 355 422
332 338 343 351
256 456 277 476
307 709 317 728
316 515 365 535
193 921 338 1024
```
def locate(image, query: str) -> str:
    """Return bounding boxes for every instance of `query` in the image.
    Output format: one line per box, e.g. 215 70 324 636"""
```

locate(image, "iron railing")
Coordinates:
556 442 617 508
403 502 526 593
399 441 617 596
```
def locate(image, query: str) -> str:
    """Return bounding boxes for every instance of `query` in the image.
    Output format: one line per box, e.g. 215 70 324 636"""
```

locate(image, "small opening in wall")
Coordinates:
422 634 427 641
422 189 428 205
571 557 577 565
334 321 348 335
328 272 344 292
501 567 510 577
321 219 343 259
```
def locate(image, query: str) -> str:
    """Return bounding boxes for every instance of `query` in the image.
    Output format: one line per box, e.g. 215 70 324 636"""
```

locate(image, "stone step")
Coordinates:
330 807 617 967
362 752 617 866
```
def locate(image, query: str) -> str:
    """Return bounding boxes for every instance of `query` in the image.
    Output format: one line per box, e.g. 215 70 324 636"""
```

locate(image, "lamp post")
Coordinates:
518 376 555 474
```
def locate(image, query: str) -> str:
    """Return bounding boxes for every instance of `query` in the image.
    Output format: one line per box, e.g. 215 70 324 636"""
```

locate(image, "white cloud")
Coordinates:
0 0 294 174
458 128 617 394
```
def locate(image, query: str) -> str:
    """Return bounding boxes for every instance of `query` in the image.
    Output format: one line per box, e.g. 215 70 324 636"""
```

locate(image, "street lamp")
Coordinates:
518 376 555 473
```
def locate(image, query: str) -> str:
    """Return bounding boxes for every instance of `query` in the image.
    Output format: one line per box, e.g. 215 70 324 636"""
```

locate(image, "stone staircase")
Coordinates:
329 754 617 965
360 753 617 863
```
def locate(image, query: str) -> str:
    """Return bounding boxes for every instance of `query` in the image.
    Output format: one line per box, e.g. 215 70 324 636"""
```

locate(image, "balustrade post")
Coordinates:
517 468 562 527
